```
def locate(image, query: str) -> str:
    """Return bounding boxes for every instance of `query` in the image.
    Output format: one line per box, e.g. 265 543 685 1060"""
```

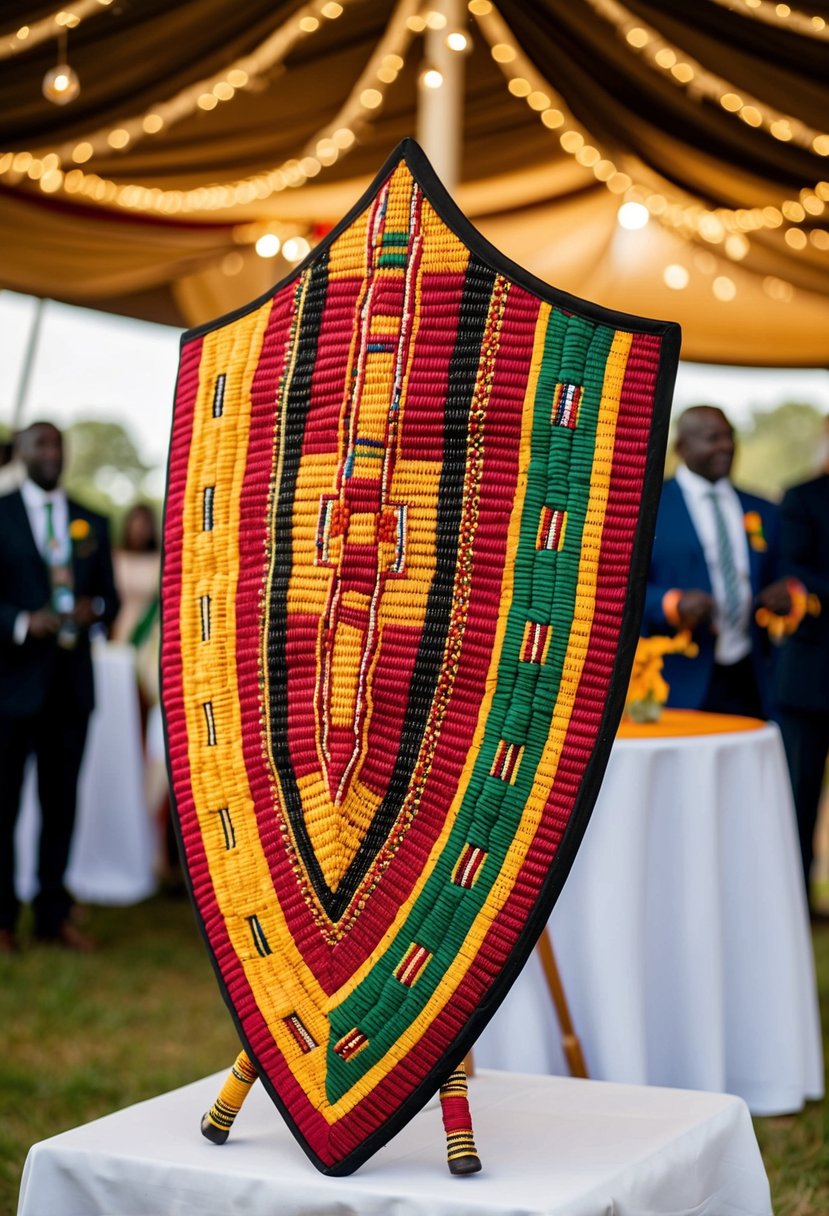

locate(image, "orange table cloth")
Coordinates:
617 707 765 739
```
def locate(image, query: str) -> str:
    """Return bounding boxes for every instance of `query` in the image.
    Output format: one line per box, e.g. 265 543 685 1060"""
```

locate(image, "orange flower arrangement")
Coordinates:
743 511 767 552
625 631 699 723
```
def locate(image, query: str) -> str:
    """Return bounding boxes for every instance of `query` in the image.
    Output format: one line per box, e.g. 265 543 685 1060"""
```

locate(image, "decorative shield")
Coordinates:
161 138 680 1175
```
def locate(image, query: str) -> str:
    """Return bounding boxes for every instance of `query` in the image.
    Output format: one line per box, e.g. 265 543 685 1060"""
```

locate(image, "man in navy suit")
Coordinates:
641 405 790 718
0 422 119 952
774 463 829 914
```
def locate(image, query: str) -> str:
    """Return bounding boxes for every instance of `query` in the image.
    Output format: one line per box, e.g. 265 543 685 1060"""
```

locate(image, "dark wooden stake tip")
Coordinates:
448 1154 482 1176
200 1114 229 1144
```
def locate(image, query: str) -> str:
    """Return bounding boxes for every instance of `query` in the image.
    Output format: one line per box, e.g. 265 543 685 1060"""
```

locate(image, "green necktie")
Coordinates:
43 500 56 557
706 491 742 628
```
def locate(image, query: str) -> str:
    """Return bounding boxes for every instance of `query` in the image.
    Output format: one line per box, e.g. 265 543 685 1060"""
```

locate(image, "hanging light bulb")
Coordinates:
42 62 80 104
43 32 80 106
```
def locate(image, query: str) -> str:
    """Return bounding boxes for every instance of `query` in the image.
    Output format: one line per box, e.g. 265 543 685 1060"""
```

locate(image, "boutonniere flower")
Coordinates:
69 518 91 542
743 511 767 552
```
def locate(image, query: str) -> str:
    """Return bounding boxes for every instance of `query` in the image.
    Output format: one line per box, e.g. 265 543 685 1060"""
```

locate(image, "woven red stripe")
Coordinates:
359 624 423 796
285 613 321 781
398 272 465 463
301 275 364 457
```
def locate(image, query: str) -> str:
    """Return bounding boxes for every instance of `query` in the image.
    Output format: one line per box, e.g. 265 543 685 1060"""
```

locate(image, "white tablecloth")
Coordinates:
476 722 824 1115
17 1069 771 1216
15 642 157 906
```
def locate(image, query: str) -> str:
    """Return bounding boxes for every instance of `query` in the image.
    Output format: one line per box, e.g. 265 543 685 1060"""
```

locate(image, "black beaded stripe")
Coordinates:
212 373 226 418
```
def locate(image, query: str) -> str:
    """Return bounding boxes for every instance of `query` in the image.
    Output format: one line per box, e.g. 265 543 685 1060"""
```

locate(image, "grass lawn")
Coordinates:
1 897 827 1215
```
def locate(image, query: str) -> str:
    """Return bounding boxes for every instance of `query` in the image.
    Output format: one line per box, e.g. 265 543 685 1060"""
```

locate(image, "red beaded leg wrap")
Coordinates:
201 1050 258 1144
439 1064 482 1176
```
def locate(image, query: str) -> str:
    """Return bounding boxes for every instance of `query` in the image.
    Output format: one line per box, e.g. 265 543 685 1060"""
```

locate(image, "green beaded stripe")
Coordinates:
325 310 614 1102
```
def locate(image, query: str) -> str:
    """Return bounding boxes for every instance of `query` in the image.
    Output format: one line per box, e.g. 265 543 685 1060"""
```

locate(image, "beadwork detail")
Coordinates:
393 942 432 987
285 1013 318 1053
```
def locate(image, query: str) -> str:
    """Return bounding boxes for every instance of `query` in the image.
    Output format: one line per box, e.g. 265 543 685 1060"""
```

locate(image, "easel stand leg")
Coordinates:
537 926 589 1078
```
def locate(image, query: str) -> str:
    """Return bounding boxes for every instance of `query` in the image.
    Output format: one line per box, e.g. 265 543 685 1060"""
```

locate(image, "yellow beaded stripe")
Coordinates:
178 304 333 1116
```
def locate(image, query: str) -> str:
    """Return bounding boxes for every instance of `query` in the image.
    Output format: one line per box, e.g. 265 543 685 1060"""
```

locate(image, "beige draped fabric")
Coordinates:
0 0 827 363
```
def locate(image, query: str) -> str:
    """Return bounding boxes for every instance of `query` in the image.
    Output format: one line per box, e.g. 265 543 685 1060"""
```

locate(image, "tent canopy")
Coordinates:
1 0 827 363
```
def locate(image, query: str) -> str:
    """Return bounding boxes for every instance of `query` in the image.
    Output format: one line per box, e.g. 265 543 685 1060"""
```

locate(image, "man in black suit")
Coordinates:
774 463 829 918
0 422 119 952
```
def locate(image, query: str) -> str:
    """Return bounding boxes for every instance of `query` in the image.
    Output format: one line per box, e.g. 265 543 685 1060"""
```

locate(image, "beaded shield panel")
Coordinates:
161 140 680 1174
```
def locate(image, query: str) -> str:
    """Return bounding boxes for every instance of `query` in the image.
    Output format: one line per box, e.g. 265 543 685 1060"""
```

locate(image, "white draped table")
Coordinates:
17 1070 771 1216
15 641 157 906
476 713 824 1115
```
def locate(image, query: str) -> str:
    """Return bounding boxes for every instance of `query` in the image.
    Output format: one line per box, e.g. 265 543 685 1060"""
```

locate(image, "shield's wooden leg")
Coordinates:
439 1061 482 1175
201 1050 258 1144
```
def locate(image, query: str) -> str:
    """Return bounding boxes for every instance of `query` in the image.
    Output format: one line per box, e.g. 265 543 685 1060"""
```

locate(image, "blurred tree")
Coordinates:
733 402 827 500
63 420 154 519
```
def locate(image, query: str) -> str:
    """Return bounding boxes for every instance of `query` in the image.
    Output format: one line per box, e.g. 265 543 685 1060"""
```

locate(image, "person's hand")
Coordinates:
27 608 60 639
756 579 792 617
676 590 715 631
72 596 98 628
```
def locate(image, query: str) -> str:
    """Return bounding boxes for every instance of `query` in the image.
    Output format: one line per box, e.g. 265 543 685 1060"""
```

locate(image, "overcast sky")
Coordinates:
2 289 828 490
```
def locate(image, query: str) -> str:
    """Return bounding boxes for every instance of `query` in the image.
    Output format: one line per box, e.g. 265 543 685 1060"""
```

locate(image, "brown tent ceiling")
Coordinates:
1 0 827 363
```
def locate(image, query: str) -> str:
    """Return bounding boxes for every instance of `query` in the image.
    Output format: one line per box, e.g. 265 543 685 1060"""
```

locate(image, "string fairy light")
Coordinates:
706 0 828 40
0 0 419 216
469 0 828 261
584 0 829 156
42 0 357 168
0 0 113 61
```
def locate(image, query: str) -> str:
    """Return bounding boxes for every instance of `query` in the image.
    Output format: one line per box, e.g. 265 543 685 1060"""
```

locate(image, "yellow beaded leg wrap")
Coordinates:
201 1051 258 1144
439 1062 482 1176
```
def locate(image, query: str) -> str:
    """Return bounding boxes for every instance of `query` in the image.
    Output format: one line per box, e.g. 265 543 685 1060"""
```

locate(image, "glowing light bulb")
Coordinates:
282 236 310 263
617 201 650 230
42 62 80 105
663 264 689 290
255 234 281 258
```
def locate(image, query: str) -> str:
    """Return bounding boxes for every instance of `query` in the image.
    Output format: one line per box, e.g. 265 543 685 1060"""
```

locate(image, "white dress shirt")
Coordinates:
14 478 71 644
675 464 752 665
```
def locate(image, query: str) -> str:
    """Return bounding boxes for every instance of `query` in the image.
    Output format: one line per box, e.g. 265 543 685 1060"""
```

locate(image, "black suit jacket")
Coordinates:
0 490 120 718
775 473 829 713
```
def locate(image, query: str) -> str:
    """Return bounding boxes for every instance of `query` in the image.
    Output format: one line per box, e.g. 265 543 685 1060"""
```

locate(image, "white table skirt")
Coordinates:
17 1069 771 1216
476 722 824 1115
15 642 157 906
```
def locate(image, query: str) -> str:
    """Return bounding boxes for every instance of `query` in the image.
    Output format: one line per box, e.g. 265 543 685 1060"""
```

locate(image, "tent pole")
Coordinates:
416 0 466 194
12 295 47 431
